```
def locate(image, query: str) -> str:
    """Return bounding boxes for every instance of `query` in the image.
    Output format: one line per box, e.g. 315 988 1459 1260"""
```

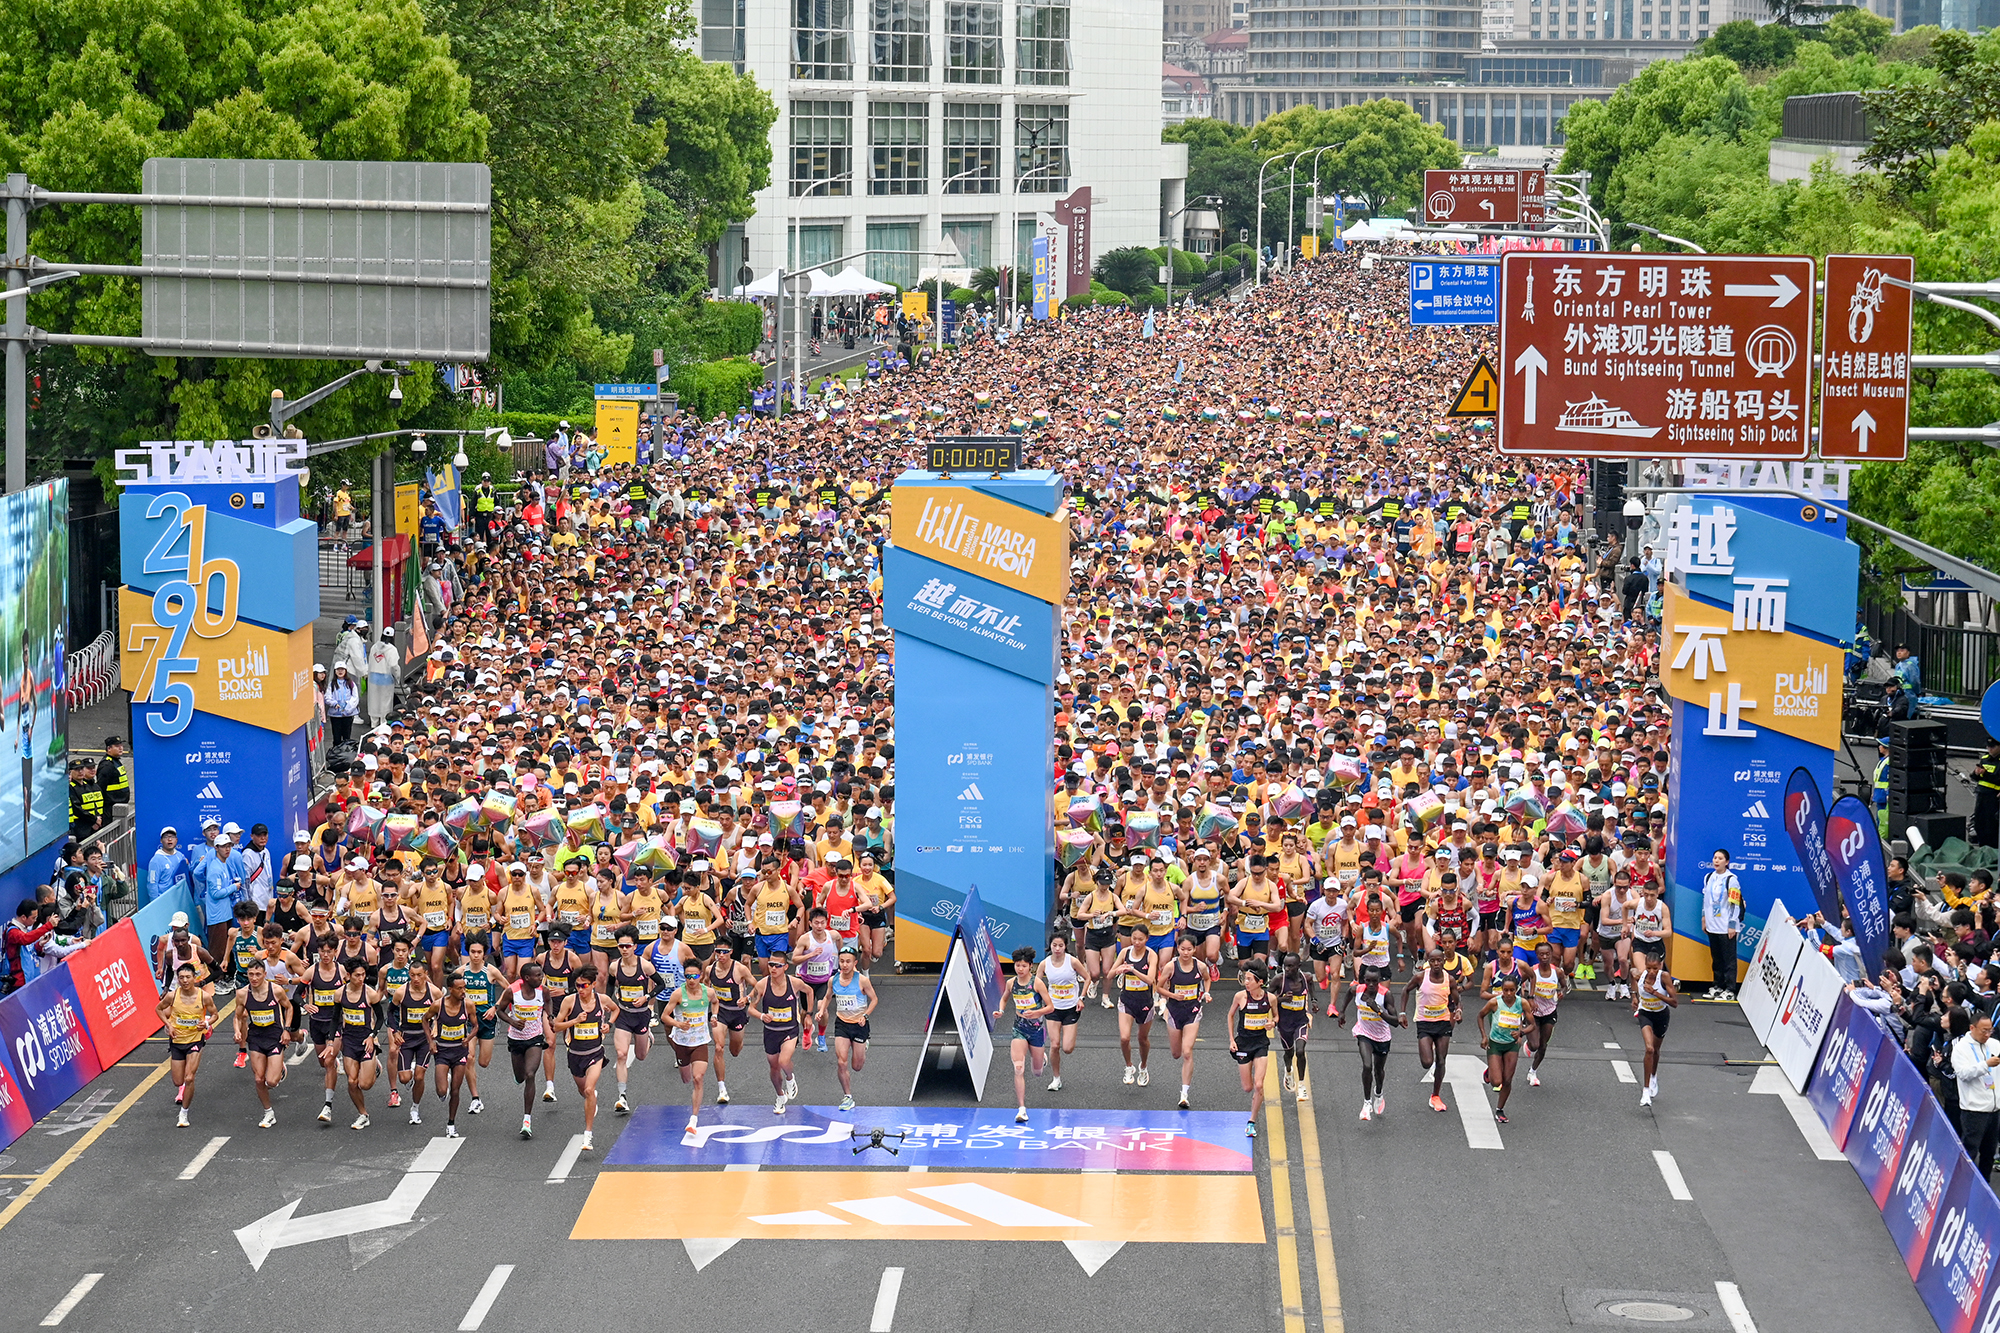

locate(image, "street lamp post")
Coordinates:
1253 150 1306 290
779 172 851 418
1164 196 1223 310
1305 143 1341 254
1008 116 1058 328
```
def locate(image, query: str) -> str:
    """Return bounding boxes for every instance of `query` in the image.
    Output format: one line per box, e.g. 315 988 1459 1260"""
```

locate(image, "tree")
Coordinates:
1704 19 1799 67
1560 57 1753 214
1822 6 1892 57
1764 0 1834 27
1862 28 2000 197
1095 247 1158 295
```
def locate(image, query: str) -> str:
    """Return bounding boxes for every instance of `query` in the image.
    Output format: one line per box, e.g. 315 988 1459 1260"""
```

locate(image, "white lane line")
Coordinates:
906 1164 928 1172
176 1136 229 1180
1444 1052 1503 1149
1653 1149 1694 1201
1748 1065 1843 1160
40 1274 102 1326
457 1264 515 1331
547 1134 586 1183
870 1266 906 1332
1611 1060 1637 1084
1716 1281 1758 1333
724 1163 762 1172
1602 1041 1622 1049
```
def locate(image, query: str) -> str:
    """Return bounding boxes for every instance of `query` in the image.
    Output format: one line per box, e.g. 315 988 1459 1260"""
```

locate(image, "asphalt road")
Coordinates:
0 959 1939 1333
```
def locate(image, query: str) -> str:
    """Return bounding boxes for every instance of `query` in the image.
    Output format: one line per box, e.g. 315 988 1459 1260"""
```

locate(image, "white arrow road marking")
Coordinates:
1723 273 1802 307
1513 345 1549 424
458 1264 515 1331
912 1180 1088 1227
1749 1065 1842 1159
1850 408 1877 453
234 1137 463 1270
870 1267 906 1332
40 1274 101 1326
1444 1052 1504 1149
683 1165 758 1270
830 1195 968 1226
1066 1165 1124 1274
177 1136 229 1180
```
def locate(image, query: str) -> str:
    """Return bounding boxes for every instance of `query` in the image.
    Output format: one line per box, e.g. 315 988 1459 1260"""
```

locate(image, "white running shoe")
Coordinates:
1360 1101 1373 1122
259 1108 277 1129
685 1117 699 1135
176 1108 190 1129
1647 1077 1659 1096
581 1130 594 1152
1283 1066 1296 1092
520 1115 533 1140
1373 1094 1385 1116
1101 992 1115 1010
1137 1066 1150 1087
410 1106 422 1124
840 1094 856 1111
613 1095 630 1115
1085 981 1098 1001
1640 1088 1654 1108
774 1093 789 1113
1528 1068 1541 1088
1048 1075 1063 1092
543 1086 557 1103
446 1124 460 1138
1016 1105 1029 1124
1122 1064 1136 1085
785 1076 798 1099
469 1097 484 1114
1296 1083 1310 1103
717 1082 730 1105
352 1113 371 1130
317 1104 333 1124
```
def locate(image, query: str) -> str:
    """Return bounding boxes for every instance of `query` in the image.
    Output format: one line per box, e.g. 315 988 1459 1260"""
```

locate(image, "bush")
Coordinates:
669 358 766 420
1128 287 1168 309
1094 246 1159 296
670 300 765 361
1064 291 1094 309
1096 290 1130 307
949 286 982 307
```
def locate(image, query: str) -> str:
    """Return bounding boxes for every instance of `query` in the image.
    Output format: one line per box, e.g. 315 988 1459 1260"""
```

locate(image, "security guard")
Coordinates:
1974 738 2000 849
69 759 105 837
96 735 132 812
473 473 497 539
1873 739 1892 813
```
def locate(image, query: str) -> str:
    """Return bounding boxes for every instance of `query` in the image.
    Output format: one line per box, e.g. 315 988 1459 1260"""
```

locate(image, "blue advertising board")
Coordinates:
1914 1148 2000 1333
593 383 655 399
1409 261 1496 326
1806 991 1888 1152
1883 1095 1964 1278
1847 1038 1928 1209
603 1104 1257 1172
131 708 311 853
882 546 1057 685
1032 237 1051 320
0 964 104 1123
1682 501 1857 642
1826 793 1893 983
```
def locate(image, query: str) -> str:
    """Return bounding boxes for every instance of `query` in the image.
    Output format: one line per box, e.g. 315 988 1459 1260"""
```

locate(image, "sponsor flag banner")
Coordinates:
1826 793 1892 983
1784 766 1846 923
1767 941 1841 1092
1739 900 1806 1046
0 965 105 1123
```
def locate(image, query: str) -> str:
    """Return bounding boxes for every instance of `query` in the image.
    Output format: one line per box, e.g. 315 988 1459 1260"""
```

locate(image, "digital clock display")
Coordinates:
927 439 1020 473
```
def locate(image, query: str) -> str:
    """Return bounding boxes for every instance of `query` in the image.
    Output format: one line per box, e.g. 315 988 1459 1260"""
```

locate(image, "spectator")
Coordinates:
198 829 247 975
239 823 276 911
1952 1009 2000 1180
147 826 191 908
1701 848 1743 999
55 861 105 940
326 663 360 747
1893 644 1922 692
333 617 368 681
331 483 354 537
3 898 56 994
366 631 402 727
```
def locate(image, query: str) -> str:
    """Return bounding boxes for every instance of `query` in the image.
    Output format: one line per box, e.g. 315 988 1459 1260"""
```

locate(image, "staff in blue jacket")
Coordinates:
145 827 191 909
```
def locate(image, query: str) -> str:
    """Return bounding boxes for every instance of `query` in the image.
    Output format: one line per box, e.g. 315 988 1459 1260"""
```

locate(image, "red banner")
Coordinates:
64 921 161 1068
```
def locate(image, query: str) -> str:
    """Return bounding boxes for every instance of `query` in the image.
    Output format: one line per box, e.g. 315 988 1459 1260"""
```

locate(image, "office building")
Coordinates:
700 0 1185 291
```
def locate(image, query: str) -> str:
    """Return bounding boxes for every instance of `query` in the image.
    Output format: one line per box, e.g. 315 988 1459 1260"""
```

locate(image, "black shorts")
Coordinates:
1478 909 1507 931
247 1033 285 1056
1048 1006 1081 1026
1231 1038 1270 1065
1416 1020 1454 1039
1276 1018 1309 1047
169 1040 205 1060
835 1019 871 1044
1357 1034 1392 1059
399 1038 432 1068
435 1045 468 1068
859 909 887 929
715 1009 748 1032
763 1026 799 1055
1534 1008 1559 1027
1634 938 1667 959
615 1008 651 1034
1085 926 1117 951
309 1020 339 1047
507 1035 547 1057
1120 993 1154 1020
341 1034 372 1062
567 1049 605 1079
688 941 715 963
1398 900 1423 923
1309 941 1345 962
1637 1009 1671 1035
1167 1001 1204 1029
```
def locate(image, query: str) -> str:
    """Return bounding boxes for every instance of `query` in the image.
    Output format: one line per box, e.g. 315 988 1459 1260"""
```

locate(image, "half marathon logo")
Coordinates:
912 495 1040 580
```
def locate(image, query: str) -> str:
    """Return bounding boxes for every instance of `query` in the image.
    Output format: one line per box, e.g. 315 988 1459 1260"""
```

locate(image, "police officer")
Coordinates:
68 758 105 838
1873 739 1892 819
1974 739 2000 849
96 735 131 812
474 472 497 541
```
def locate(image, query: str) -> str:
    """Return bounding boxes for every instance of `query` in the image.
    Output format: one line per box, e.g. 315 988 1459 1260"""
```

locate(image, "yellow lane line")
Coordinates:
1294 1072 1346 1333
1264 1055 1307 1333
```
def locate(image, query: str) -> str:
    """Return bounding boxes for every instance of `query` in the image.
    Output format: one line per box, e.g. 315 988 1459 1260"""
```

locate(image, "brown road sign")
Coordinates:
1423 169 1545 225
1447 356 1500 416
1818 254 1913 461
1496 252 1816 460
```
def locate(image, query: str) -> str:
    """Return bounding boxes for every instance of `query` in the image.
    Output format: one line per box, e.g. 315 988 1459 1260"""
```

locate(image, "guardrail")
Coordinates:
64 630 118 711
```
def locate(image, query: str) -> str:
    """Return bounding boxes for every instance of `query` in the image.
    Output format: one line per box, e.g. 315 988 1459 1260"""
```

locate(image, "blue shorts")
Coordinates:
567 930 593 954
1148 933 1176 951
755 932 791 959
501 936 536 960
422 930 451 951
1514 944 1540 964
1237 930 1270 944
1547 927 1580 949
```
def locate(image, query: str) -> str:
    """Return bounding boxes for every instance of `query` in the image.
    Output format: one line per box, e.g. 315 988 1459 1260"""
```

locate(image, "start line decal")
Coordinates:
602 1105 1256 1172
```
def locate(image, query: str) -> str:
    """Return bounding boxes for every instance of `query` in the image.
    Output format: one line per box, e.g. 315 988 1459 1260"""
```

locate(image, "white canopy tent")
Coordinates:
732 268 835 298
817 267 898 298
1339 218 1414 243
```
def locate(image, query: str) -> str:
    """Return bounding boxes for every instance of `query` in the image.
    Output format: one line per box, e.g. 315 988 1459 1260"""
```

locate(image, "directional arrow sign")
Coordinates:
1851 408 1877 454
235 1137 463 1270
1723 272 1802 307
1513 344 1548 425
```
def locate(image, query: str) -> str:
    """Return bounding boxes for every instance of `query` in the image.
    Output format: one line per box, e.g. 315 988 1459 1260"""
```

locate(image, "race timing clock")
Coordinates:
926 438 1019 474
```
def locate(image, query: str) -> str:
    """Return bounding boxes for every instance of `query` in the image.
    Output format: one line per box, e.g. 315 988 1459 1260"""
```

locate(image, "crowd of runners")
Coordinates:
147 248 1695 1146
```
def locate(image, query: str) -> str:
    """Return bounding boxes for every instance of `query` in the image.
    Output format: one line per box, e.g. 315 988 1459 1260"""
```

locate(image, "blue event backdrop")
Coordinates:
1663 495 1858 983
0 481 71 883
886 472 1061 964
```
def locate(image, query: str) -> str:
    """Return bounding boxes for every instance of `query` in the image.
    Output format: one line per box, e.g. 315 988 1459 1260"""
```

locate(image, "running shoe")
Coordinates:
446 1124 460 1139
1495 1109 1508 1123
520 1115 533 1139
581 1131 594 1152
785 1075 798 1099
1122 1064 1136 1085
1085 981 1098 1001
469 1097 484 1114
259 1108 277 1129
1283 1066 1296 1092
1101 992 1115 1010
1296 1084 1310 1103
1373 1094 1385 1115
1246 1119 1257 1137
1429 1094 1449 1113
353 1114 371 1130
839 1094 856 1112
613 1095 631 1115
1179 1093 1191 1110
542 1086 556 1103
774 1093 789 1113
717 1083 730 1105
684 1118 698 1136
318 1104 333 1124
1137 1066 1150 1087
1639 1089 1653 1108
234 1052 248 1069
1327 999 1337 1017
1360 1101 1372 1122
388 1089 400 1108
176 1108 190 1128
815 1035 828 1053
1048 1075 1063 1092
1016 1106 1029 1124
409 1106 422 1125
1528 1068 1541 1088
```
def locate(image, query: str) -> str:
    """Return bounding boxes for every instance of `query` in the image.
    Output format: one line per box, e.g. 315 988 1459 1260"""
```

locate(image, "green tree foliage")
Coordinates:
1094 247 1159 295
1861 29 2000 197
1704 20 1800 68
1166 119 1262 242
1821 7 1892 57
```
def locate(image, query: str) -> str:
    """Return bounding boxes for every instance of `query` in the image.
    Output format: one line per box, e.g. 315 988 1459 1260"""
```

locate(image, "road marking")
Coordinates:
1747 1066 1842 1160
1611 1060 1638 1084
1293 1071 1346 1332
547 1134 586 1183
905 1164 928 1173
177 1136 229 1180
1603 1041 1622 1049
1716 1280 1759 1333
0 1060 171 1236
683 1165 759 1270
1444 1052 1503 1150
573 1170 1265 1243
40 1274 101 1326
235 1137 465 1270
1653 1149 1694 1201
457 1264 514 1331
870 1267 905 1332
1264 1057 1307 1333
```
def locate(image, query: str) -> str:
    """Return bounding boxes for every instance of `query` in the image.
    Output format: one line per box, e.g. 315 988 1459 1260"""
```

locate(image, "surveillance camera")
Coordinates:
1623 496 1646 532
410 435 427 454
388 375 403 404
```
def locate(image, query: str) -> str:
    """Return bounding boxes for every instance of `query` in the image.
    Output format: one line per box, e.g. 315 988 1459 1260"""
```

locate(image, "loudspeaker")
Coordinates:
1900 812 1967 848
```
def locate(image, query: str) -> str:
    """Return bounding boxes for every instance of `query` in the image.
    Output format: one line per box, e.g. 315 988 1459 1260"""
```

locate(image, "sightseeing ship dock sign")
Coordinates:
1496 252 1816 460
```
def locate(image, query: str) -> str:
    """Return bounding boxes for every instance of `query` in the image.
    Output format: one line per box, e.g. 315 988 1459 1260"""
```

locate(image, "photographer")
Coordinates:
3 897 57 995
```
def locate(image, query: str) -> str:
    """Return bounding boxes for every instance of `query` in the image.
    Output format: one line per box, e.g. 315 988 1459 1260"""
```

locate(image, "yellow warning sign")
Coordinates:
1446 355 1500 417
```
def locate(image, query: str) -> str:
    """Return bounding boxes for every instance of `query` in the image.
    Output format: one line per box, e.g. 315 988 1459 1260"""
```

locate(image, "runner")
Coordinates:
1226 961 1273 1138
389 958 437 1124
853 851 893 975
1272 951 1314 1104
1633 951 1680 1108
1525 940 1570 1088
1479 973 1528 1123
663 959 716 1132
1108 923 1157 1087
823 942 877 1112
1076 857 1122 1007
1341 965 1400 1122
1403 947 1461 1113
793 906 840 1053
1544 849 1588 979
606 925 660 1114
747 951 802 1112
498 862 540 979
1230 856 1283 970
1630 879 1672 977
298 935 347 1123
1305 874 1349 1018
492 958 550 1139
1162 933 1213 1109
549 963 611 1152
1037 932 1084 1092
994 946 1053 1124
231 958 292 1127
460 937 507 1116
414 861 455 982
705 940 754 1105
157 962 216 1128
535 931 581 1098
335 958 382 1129
1595 868 1635 1001
433 969 474 1137
1181 846 1228 981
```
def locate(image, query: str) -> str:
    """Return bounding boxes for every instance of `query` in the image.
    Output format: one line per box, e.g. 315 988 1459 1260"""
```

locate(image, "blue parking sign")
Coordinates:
1408 261 1497 326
